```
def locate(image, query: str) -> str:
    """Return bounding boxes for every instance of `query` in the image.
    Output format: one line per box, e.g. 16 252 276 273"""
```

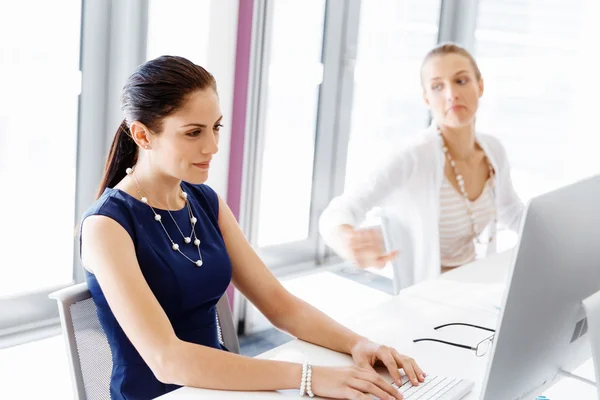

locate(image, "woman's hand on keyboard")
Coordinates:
350 340 426 387
311 365 403 400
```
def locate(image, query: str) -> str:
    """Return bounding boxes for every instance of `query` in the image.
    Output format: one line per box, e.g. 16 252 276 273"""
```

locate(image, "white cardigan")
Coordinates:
319 126 524 287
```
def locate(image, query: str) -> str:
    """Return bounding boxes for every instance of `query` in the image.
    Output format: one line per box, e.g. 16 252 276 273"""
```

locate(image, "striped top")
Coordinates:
439 176 496 267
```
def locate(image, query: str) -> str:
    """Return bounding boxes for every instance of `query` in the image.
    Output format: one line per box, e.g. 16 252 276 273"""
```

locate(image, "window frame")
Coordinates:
241 0 364 273
0 0 149 348
241 0 475 274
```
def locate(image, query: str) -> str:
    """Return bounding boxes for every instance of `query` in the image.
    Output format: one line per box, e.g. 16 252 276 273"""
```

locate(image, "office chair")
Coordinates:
49 283 239 400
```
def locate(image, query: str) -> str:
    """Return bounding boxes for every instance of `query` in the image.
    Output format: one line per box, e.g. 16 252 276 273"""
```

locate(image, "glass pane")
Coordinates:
256 1 326 247
344 0 442 190
474 0 600 202
146 0 211 65
0 1 82 296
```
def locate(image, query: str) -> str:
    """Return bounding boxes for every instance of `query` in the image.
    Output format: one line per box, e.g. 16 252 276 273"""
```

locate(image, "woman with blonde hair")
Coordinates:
319 42 524 284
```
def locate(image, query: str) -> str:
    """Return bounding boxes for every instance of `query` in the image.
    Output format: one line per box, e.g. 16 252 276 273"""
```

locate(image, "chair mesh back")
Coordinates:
66 295 236 399
70 298 113 400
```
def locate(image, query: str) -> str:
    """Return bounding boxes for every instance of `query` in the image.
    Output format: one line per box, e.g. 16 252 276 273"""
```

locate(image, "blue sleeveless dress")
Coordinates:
80 183 233 400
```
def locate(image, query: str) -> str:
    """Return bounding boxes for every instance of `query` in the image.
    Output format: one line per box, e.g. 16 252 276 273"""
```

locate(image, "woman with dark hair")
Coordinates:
80 55 423 400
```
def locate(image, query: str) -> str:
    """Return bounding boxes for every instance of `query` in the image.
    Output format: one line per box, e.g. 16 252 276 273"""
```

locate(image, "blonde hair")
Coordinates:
421 42 482 84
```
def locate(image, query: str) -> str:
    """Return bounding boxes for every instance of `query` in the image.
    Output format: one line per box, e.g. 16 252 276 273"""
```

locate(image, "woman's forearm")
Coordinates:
273 295 368 355
157 299 366 391
160 341 303 391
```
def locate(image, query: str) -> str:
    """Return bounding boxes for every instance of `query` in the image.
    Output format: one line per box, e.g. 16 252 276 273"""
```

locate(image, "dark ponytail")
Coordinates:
96 55 217 199
96 120 138 198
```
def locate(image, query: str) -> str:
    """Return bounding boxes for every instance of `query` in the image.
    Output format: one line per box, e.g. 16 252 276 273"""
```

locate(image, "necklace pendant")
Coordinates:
195 260 203 267
172 243 179 251
194 238 200 246
184 237 191 244
191 216 197 224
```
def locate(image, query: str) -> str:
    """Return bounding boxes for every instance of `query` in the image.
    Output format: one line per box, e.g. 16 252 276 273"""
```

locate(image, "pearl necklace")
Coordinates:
126 167 204 267
439 132 497 244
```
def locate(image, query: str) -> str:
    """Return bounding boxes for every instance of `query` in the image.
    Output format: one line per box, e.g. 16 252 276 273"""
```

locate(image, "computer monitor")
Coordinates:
481 174 600 399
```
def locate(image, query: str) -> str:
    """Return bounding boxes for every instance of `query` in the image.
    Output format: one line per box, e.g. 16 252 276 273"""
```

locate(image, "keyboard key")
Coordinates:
391 375 473 400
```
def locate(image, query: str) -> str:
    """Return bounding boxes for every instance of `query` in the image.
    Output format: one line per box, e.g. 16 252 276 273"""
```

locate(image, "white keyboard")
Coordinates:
391 375 474 399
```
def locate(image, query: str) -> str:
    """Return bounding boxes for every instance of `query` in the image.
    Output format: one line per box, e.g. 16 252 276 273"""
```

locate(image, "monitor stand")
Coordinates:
582 288 600 398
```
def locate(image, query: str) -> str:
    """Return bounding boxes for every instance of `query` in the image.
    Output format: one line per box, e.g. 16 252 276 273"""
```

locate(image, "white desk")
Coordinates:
158 250 596 399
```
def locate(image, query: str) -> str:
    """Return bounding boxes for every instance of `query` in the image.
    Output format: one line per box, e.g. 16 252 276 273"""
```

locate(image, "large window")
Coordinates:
243 0 442 273
0 1 82 297
474 0 600 202
0 0 239 347
245 0 600 278
1 0 170 347
241 0 331 270
256 0 326 247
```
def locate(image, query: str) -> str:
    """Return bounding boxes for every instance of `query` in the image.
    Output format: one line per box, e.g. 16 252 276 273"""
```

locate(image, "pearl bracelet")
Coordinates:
299 362 307 396
306 364 314 397
299 361 314 397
